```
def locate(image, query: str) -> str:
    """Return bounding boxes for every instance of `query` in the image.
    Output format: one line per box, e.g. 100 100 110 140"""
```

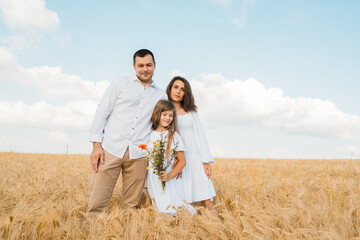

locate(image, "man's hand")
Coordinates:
90 142 104 173
203 163 212 178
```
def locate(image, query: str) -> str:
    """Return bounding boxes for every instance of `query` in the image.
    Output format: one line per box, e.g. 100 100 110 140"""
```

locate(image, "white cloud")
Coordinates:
0 48 109 101
0 100 97 130
142 1 159 10
0 0 59 31
0 130 91 153
267 148 289 158
192 73 360 140
212 0 254 29
0 0 62 50
0 47 106 147
336 146 360 156
0 133 17 150
25 66 109 101
211 145 228 158
169 70 187 78
0 34 42 50
47 130 71 144
212 0 232 4
211 144 292 159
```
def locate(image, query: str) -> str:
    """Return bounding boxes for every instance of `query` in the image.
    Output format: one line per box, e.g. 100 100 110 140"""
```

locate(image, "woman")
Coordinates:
166 76 216 210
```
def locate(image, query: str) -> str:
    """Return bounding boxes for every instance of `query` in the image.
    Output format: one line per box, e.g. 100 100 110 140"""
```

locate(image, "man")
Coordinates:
87 49 167 214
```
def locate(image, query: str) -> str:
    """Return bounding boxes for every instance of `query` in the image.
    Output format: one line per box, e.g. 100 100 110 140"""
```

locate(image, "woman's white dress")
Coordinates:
177 112 216 203
146 130 195 215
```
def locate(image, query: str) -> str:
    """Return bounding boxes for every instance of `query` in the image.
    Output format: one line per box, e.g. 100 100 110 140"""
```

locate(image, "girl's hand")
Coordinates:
203 163 212 178
175 171 182 180
171 157 182 179
159 171 171 182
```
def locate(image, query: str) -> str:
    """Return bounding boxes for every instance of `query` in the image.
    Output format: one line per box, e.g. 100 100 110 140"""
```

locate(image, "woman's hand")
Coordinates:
159 171 171 182
203 163 212 178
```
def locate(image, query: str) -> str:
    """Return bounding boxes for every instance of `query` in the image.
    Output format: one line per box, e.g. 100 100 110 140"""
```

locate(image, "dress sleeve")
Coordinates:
191 112 215 163
89 78 122 143
173 132 186 152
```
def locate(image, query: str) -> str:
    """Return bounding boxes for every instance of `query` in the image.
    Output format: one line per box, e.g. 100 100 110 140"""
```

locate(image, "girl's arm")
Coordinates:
160 151 186 182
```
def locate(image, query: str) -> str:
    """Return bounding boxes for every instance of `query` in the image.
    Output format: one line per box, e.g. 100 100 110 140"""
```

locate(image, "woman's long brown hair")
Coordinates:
166 76 197 112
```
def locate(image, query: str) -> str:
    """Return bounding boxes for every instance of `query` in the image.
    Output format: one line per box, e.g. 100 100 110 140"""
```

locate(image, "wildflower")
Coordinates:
141 132 178 191
147 166 151 170
138 144 147 151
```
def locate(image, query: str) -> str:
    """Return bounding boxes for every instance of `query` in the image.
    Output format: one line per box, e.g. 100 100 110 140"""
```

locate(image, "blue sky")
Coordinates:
0 0 359 158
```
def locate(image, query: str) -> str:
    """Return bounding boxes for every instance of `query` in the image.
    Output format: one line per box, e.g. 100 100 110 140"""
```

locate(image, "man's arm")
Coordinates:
90 79 122 143
89 79 122 172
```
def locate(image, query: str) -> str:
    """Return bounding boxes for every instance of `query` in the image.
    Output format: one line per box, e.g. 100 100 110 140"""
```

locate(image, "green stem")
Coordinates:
161 181 166 192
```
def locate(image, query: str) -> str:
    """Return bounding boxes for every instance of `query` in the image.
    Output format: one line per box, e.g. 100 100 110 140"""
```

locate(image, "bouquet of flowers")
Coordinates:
138 132 177 191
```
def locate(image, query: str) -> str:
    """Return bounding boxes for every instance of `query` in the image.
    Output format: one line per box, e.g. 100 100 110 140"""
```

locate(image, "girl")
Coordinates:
166 76 216 211
145 100 195 215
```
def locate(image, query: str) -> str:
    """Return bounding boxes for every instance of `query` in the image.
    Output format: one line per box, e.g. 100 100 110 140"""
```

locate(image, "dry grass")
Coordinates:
0 152 359 239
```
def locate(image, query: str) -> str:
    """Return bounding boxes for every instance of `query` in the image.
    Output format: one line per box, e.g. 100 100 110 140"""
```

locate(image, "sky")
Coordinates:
0 0 359 159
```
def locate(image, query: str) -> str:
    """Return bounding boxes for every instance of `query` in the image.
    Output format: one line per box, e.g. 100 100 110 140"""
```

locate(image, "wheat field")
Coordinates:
0 152 359 239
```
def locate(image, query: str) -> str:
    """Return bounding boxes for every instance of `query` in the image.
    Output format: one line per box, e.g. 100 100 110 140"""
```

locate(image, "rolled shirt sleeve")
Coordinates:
90 78 122 143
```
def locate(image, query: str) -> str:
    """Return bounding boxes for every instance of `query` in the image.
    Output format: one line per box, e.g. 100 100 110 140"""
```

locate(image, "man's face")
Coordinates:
133 54 156 83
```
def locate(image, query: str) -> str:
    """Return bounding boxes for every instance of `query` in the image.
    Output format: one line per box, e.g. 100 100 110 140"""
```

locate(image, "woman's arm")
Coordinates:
191 112 215 164
160 151 186 182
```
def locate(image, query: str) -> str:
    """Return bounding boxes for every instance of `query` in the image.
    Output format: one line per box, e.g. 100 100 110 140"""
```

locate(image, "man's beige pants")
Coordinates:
86 148 147 214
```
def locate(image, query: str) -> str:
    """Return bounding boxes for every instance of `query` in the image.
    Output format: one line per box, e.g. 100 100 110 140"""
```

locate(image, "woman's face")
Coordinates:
170 80 185 103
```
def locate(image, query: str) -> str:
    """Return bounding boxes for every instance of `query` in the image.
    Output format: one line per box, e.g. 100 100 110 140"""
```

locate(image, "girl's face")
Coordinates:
159 110 174 130
170 80 185 103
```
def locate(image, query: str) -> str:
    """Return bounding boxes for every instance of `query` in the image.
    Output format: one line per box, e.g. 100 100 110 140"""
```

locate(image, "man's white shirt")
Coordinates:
90 76 167 159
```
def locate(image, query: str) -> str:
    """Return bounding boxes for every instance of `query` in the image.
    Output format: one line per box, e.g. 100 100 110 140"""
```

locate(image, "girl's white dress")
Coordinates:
177 112 216 203
146 130 195 215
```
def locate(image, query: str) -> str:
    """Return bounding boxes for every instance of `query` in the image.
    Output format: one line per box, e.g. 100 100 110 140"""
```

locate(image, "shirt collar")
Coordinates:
133 76 159 89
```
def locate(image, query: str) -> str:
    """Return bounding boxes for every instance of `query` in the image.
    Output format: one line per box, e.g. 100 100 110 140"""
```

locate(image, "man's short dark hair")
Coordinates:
133 49 155 64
